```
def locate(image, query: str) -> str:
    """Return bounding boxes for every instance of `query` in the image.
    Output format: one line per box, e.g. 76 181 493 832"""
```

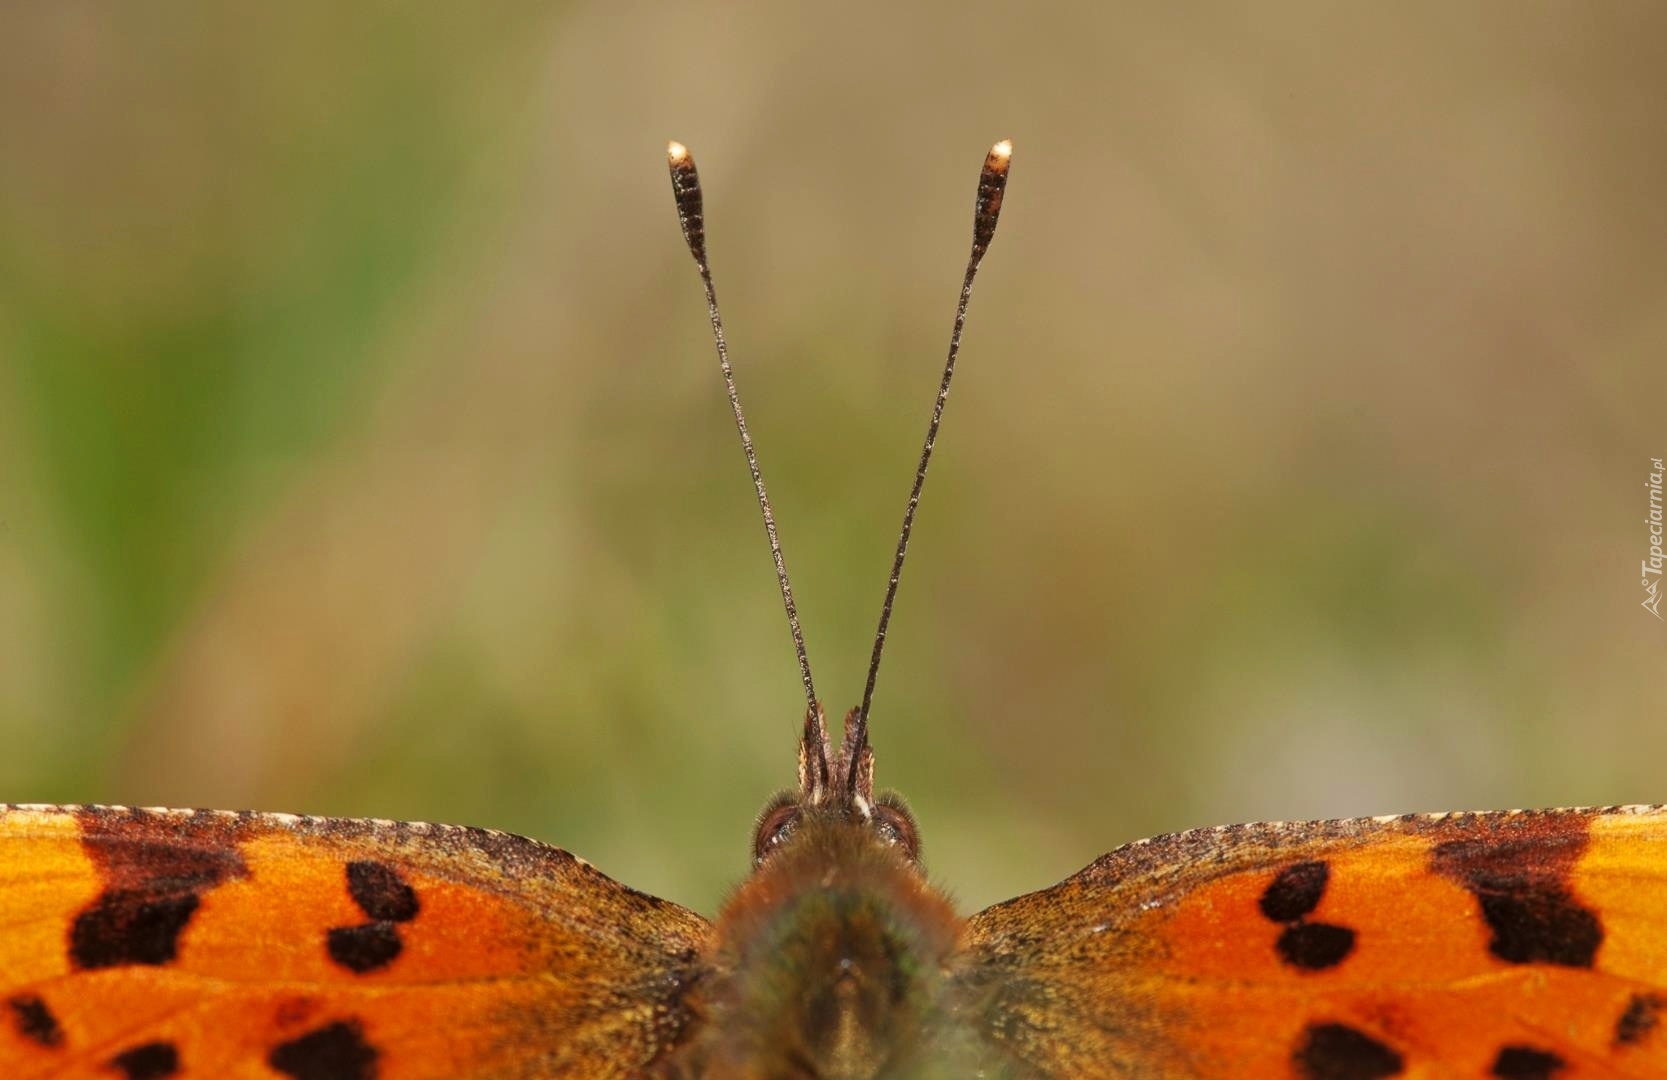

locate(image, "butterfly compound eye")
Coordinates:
752 797 801 866
872 794 920 863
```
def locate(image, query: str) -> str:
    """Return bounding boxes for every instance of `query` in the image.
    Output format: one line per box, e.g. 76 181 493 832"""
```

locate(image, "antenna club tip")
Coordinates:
667 140 690 164
985 140 1013 176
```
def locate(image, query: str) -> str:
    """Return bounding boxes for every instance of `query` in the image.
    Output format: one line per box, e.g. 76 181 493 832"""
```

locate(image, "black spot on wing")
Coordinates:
110 1041 180 1079
1431 819 1601 969
1474 892 1600 967
71 893 199 969
1259 860 1356 971
327 861 419 974
7 994 62 1047
1261 861 1330 921
1276 922 1357 970
1293 1022 1404 1080
345 861 418 922
1490 1045 1565 1079
71 810 248 971
269 1019 378 1080
327 922 403 974
1617 992 1665 1045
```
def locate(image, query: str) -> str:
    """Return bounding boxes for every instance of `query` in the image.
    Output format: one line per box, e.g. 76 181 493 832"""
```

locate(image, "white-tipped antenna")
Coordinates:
849 140 1013 762
666 141 817 711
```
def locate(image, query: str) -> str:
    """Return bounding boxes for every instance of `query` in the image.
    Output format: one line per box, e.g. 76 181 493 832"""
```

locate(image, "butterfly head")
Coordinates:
750 703 921 869
712 705 951 1080
707 748 956 1080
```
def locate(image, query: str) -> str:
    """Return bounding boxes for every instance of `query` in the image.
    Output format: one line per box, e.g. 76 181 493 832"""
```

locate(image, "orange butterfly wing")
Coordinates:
958 805 1667 1079
0 805 710 1080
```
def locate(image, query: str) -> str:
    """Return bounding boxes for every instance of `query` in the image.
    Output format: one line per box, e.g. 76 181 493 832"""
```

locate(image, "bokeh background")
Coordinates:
2 4 1663 915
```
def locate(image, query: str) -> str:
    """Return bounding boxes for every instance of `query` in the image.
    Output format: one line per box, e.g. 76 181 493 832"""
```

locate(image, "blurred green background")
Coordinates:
1 5 1663 916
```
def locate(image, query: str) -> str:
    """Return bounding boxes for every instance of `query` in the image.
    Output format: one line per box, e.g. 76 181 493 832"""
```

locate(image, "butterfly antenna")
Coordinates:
667 141 817 712
852 140 1012 757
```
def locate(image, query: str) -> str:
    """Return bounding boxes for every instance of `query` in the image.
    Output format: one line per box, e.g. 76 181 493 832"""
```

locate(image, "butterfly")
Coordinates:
3 140 1665 1080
